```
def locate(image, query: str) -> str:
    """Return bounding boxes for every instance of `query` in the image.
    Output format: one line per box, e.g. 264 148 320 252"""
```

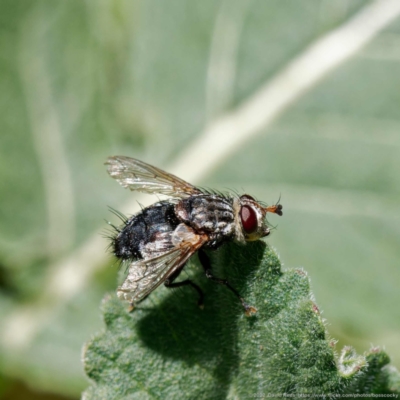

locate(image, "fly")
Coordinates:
105 156 282 315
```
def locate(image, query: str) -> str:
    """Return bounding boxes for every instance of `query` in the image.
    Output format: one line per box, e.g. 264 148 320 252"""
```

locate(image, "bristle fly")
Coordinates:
108 206 128 222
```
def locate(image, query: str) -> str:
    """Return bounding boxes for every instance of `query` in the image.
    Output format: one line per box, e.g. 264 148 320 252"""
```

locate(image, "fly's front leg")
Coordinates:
164 264 205 308
198 249 257 316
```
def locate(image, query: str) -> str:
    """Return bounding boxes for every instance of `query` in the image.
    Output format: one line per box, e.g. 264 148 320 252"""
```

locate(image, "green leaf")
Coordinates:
2 1 400 397
343 347 400 395
82 243 400 398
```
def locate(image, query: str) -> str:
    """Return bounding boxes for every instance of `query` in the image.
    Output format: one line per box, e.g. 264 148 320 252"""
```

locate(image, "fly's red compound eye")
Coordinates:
240 205 258 234
240 194 255 201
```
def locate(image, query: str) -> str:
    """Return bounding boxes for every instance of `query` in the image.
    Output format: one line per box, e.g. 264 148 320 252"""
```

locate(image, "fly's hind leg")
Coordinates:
198 249 257 316
164 264 205 308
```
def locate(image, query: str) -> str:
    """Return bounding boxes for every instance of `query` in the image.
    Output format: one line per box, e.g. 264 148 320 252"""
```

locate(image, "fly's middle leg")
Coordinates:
164 264 205 308
198 249 257 316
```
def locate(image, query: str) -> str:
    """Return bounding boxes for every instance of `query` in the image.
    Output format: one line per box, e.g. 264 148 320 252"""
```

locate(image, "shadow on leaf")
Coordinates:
136 241 268 379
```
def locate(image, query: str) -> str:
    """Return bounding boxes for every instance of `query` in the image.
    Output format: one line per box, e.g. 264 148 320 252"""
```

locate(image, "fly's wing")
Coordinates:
117 224 207 304
106 156 202 198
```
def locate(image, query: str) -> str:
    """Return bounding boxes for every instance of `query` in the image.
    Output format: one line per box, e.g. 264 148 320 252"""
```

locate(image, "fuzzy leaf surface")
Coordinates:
83 242 400 399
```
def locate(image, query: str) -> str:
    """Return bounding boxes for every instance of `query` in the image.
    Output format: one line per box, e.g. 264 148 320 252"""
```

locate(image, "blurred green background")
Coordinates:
1 0 400 398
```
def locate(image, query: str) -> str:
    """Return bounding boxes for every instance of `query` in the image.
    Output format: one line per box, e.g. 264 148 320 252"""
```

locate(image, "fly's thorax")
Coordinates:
233 195 270 243
175 194 236 239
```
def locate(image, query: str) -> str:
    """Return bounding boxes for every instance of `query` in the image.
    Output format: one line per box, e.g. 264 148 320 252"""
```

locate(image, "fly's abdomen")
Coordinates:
113 201 180 260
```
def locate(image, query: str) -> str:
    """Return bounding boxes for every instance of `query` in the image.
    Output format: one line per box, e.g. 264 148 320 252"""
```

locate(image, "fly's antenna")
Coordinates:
263 194 283 216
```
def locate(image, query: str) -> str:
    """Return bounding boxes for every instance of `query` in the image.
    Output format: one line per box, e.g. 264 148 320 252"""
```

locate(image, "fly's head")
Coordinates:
233 194 282 243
